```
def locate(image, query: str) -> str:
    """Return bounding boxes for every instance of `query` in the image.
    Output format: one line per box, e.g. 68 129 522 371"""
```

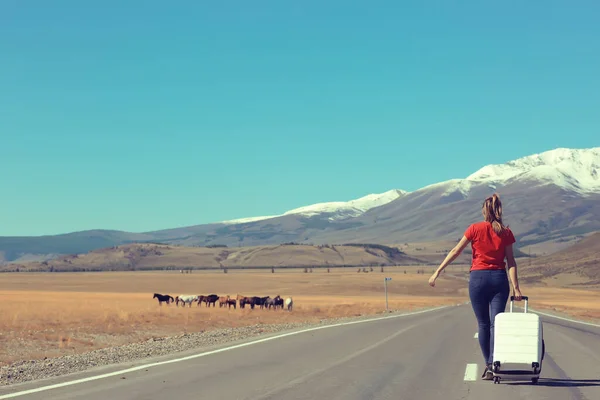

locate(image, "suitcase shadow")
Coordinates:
506 378 600 387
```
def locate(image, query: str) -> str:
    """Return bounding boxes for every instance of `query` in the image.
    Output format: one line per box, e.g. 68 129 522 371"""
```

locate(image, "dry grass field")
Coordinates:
522 286 600 321
0 267 465 366
1 266 598 368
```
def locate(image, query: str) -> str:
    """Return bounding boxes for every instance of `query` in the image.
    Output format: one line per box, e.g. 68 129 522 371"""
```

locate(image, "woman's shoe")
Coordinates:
481 364 494 380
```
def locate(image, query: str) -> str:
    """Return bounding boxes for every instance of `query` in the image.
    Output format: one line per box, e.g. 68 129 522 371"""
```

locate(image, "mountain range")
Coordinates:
1 147 599 263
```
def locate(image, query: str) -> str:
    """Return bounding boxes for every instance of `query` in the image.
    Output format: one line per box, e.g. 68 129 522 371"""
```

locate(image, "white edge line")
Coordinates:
0 304 452 399
463 363 478 381
527 307 600 328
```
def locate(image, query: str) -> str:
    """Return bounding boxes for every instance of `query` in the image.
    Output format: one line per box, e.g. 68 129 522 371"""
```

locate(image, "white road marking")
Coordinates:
528 307 600 328
0 305 451 399
464 363 478 381
474 332 478 339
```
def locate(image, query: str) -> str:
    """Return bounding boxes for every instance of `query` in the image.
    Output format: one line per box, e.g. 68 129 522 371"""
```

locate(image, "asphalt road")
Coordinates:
1 304 599 400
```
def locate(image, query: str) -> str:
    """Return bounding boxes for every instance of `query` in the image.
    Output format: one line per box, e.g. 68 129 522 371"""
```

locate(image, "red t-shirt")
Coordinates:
464 221 516 271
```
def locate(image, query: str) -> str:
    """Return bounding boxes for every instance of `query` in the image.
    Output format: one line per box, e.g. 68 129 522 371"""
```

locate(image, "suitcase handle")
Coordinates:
509 296 528 313
510 295 528 301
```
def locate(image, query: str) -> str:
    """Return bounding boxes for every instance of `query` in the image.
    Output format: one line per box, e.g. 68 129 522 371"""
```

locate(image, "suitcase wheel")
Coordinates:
493 376 500 384
492 361 500 373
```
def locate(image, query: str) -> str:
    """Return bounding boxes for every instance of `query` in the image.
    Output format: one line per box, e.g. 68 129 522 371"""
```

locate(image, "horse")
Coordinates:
265 295 281 310
237 294 251 309
203 294 219 307
250 296 270 310
273 296 284 310
247 296 260 309
285 297 293 311
218 295 230 308
196 295 206 307
259 296 271 309
176 294 198 307
225 298 237 309
153 293 174 306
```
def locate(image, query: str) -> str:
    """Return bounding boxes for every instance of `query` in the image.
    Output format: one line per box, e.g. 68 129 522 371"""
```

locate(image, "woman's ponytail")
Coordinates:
483 194 506 235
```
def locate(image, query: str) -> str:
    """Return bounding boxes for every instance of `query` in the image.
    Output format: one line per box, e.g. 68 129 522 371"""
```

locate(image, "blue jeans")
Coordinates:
469 269 510 365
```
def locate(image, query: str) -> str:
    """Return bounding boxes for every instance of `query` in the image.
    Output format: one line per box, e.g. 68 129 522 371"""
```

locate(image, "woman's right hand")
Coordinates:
428 271 439 287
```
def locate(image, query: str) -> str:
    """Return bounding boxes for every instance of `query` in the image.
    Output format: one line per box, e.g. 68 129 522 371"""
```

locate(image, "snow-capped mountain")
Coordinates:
282 189 407 219
224 147 599 225
418 147 600 198
212 147 600 247
221 189 407 224
465 147 600 194
3 147 600 261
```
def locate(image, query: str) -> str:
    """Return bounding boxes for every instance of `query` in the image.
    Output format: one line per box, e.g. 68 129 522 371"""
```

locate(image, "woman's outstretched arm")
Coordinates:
428 235 470 287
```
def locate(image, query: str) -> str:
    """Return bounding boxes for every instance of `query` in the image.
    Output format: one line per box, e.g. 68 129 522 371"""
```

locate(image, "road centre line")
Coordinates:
463 364 478 381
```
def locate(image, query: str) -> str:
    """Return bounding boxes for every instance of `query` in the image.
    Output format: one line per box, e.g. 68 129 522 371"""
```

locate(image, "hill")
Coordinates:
0 230 153 264
521 231 600 286
2 243 427 272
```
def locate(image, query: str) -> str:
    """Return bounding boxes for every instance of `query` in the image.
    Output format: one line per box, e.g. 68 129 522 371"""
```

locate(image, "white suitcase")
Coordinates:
491 296 545 384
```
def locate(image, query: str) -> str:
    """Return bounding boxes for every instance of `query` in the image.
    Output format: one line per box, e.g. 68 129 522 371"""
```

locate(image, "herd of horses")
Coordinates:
152 293 293 311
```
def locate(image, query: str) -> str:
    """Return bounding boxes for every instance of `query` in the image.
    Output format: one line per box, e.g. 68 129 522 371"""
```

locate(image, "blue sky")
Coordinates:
1 1 599 236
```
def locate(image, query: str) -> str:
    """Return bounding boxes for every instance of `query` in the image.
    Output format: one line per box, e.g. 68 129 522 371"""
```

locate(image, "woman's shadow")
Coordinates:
506 378 600 387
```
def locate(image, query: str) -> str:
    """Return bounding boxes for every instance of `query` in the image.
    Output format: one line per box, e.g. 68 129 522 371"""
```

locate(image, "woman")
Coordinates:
428 193 523 380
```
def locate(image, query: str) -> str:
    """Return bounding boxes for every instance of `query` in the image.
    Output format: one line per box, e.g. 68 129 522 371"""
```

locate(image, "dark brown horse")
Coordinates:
225 298 237 309
251 296 270 310
203 294 219 307
153 293 174 306
237 294 251 309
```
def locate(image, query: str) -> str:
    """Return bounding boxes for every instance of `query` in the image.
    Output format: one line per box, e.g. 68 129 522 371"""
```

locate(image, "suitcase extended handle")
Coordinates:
509 296 529 313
